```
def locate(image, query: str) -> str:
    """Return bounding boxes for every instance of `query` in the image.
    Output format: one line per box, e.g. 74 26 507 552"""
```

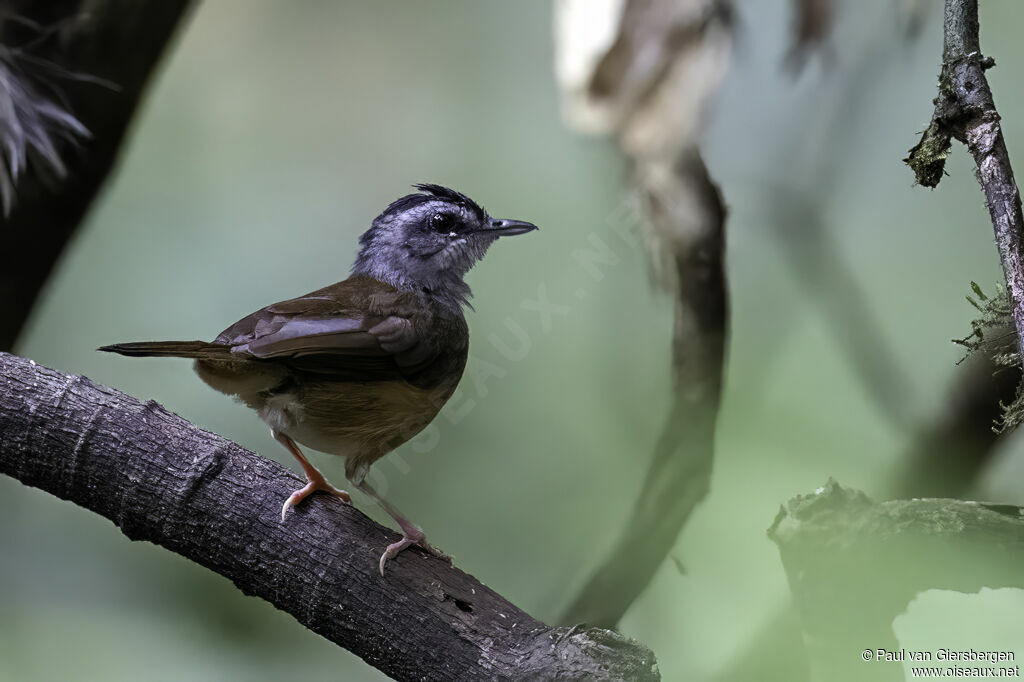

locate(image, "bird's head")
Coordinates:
352 184 537 308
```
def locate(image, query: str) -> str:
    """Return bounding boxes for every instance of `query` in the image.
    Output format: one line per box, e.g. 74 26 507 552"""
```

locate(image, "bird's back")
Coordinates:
194 275 468 459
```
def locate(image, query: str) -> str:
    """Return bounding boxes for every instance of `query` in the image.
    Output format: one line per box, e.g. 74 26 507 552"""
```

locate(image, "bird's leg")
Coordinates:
354 478 449 575
272 430 350 521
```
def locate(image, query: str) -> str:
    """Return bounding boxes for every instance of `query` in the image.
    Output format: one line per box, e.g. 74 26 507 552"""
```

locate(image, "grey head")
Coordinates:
351 184 537 310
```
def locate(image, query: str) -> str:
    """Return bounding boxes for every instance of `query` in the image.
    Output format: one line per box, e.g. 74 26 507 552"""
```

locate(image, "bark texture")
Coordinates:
0 352 659 681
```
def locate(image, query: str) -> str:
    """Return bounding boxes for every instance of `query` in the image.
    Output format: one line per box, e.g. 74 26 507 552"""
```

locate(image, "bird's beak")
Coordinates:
485 218 538 237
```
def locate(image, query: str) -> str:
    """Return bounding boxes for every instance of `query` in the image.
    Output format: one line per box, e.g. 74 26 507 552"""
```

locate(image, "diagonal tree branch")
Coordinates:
0 352 659 682
905 0 1024 362
0 0 193 351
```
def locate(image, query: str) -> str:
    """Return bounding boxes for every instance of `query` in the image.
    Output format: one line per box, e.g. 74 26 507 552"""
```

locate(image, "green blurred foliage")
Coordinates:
3 1 1024 680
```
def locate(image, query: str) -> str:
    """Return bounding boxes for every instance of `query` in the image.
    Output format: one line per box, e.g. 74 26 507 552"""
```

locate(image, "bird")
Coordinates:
99 184 538 575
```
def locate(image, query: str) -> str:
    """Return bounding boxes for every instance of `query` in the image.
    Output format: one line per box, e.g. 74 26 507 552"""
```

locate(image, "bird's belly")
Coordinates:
267 380 448 459
194 358 285 399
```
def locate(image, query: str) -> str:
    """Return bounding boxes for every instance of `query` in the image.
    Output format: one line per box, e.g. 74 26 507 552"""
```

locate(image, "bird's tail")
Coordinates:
98 341 232 359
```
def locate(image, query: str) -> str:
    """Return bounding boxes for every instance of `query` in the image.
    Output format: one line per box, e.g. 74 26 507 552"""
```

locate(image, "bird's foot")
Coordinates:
280 475 351 521
379 528 450 576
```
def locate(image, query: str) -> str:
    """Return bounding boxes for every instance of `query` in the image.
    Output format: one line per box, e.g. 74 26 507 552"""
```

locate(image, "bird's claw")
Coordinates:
280 479 351 522
378 532 450 576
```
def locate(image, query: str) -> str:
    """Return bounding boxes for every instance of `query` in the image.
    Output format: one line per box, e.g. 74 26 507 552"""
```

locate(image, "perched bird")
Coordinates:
100 184 537 574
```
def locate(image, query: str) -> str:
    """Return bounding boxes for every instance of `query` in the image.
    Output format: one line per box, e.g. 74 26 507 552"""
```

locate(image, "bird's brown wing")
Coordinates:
215 276 434 381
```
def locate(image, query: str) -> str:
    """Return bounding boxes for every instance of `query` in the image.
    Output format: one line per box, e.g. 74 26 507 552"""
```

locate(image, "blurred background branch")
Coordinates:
0 352 659 682
888 348 1020 498
562 151 727 628
552 0 921 631
554 0 731 628
770 480 1024 682
0 0 193 351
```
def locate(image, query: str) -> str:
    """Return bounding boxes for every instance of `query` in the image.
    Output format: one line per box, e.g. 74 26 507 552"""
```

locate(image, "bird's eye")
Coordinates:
429 212 456 233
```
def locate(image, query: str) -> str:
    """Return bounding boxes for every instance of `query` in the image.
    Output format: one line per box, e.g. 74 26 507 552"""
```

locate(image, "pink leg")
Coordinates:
355 479 449 576
273 430 350 521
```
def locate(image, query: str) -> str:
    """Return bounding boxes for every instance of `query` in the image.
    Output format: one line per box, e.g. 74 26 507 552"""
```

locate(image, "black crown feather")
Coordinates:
374 184 485 226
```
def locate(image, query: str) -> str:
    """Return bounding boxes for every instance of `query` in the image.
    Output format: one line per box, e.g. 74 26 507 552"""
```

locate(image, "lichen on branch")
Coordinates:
953 282 1023 432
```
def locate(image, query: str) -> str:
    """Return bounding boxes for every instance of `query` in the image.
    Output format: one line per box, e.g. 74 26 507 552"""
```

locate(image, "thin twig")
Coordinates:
0 353 659 681
906 0 1024 362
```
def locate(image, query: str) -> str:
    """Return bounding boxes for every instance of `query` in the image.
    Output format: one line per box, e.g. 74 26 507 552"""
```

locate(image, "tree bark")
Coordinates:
0 0 193 350
770 480 1024 682
0 352 659 681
